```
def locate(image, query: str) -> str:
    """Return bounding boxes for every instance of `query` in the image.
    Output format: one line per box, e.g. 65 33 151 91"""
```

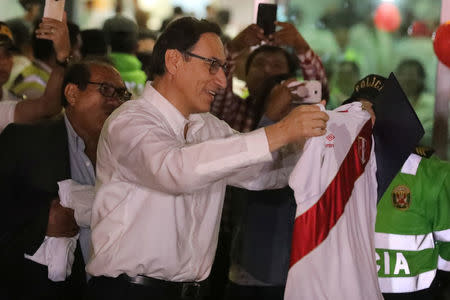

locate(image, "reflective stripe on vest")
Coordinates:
434 228 450 242
438 255 450 271
378 269 435 293
375 232 434 251
400 154 421 175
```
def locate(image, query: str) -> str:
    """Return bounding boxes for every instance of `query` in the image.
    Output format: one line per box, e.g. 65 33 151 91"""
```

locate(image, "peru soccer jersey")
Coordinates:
285 103 383 300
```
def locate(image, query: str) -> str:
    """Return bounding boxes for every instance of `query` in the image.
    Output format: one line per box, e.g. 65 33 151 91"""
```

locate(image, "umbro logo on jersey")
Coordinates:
325 134 335 148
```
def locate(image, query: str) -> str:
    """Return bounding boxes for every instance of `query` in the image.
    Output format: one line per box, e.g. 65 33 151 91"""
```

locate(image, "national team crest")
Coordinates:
392 185 411 210
357 136 368 164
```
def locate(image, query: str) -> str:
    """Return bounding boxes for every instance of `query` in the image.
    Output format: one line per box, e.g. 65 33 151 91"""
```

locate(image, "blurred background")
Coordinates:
1 0 448 158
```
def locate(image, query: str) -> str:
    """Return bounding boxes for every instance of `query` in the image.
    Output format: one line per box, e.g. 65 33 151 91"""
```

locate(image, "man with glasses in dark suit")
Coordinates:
0 58 128 299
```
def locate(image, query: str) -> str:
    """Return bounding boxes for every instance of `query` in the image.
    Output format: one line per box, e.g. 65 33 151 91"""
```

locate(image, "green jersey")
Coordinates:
375 154 450 294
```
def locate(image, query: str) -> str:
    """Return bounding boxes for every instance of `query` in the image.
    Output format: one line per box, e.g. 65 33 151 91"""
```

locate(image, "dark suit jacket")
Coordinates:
0 117 86 299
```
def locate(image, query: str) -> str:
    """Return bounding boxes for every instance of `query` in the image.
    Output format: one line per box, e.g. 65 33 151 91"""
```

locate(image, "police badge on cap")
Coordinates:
347 74 387 104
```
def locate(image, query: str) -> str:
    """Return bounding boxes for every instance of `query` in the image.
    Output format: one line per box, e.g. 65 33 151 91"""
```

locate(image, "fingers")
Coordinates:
249 23 266 40
359 100 376 125
35 19 65 39
281 78 299 87
286 107 329 136
291 103 321 112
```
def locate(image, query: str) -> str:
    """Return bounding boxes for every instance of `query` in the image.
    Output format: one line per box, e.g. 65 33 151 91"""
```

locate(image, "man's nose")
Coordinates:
215 68 227 89
106 97 122 108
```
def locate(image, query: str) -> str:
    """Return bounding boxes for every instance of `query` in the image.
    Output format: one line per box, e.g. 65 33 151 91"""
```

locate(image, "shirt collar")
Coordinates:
64 114 86 152
143 82 204 137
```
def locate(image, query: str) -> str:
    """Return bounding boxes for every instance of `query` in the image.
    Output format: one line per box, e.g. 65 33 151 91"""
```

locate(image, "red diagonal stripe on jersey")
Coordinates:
289 120 373 268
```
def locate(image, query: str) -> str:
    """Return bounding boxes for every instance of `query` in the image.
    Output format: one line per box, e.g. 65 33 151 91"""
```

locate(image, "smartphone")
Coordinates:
43 0 65 21
256 3 277 36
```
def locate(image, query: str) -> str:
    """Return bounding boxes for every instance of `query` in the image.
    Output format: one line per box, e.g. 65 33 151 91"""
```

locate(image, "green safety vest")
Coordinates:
375 154 450 293
10 61 50 100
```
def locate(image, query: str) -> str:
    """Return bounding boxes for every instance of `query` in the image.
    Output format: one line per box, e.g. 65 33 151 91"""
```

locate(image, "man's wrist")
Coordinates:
56 54 73 68
265 119 291 152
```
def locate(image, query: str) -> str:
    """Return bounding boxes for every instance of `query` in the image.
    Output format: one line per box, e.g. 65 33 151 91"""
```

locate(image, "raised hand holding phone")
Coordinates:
287 80 322 105
256 3 277 36
35 11 70 63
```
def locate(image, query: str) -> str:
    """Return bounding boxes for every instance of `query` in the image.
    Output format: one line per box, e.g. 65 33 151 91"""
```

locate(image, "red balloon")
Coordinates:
408 21 432 37
433 21 450 68
373 3 402 32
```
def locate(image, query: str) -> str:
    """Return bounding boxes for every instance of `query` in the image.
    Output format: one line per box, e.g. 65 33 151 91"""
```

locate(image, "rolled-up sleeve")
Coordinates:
104 113 274 195
0 101 17 133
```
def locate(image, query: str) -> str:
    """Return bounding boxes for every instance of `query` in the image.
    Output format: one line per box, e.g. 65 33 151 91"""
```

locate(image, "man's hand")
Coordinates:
269 21 309 54
265 102 329 152
228 24 266 53
264 78 300 122
359 100 376 126
46 197 79 238
35 12 71 62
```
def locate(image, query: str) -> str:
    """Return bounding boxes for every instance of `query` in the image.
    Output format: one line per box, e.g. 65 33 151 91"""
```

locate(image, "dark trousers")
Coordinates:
0 243 86 300
224 281 285 300
87 275 207 300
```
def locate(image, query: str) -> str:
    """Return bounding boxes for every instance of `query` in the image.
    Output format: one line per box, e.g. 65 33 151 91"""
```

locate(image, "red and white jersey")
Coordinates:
285 103 383 300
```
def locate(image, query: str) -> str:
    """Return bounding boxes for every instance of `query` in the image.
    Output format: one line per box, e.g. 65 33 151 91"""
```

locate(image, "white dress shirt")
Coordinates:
87 82 291 282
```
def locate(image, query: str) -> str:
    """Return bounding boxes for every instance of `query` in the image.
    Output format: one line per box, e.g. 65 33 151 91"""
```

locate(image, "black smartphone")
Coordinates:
256 3 277 36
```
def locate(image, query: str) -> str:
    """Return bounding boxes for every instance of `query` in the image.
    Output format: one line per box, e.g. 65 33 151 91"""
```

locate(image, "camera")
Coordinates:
287 80 322 104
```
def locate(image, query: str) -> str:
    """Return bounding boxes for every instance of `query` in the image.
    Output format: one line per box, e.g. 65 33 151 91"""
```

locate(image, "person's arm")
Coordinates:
270 22 329 101
13 65 65 124
210 24 266 122
13 14 71 125
58 179 95 227
104 104 328 195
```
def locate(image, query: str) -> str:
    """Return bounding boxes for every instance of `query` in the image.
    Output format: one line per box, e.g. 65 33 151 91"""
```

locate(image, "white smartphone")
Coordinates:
288 80 322 104
43 0 65 21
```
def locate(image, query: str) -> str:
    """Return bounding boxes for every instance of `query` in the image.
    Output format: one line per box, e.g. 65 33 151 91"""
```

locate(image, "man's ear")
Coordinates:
165 49 183 75
64 83 79 107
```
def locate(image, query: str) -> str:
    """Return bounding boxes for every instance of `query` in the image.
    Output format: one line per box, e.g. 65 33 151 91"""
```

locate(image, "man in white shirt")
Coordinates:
86 17 329 300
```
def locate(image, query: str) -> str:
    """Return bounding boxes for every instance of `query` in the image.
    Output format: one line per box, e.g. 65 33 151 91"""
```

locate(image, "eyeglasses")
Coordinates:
87 81 132 102
183 51 229 75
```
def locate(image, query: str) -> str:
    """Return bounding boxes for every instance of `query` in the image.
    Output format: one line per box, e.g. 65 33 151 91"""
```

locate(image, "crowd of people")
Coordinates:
0 1 449 300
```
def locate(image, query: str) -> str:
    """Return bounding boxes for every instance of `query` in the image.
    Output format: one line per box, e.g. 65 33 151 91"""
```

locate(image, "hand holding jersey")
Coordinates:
265 101 329 152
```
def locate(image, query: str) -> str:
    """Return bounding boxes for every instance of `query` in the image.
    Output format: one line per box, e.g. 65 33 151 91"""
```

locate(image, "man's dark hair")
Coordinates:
81 29 108 57
32 21 80 61
5 20 31 54
150 17 221 77
245 45 298 75
396 58 426 93
19 0 43 11
110 31 137 53
103 15 138 53
61 59 114 107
